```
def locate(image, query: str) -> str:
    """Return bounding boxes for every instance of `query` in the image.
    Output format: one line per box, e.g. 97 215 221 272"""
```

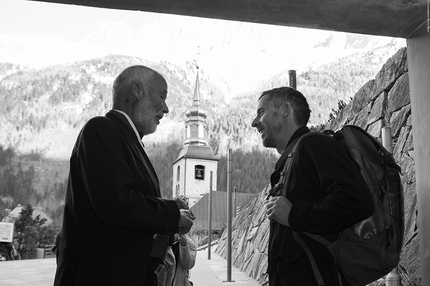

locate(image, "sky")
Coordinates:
0 0 160 41
0 0 405 94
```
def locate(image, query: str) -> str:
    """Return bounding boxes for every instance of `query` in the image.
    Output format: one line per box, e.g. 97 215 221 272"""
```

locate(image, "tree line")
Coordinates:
0 146 65 223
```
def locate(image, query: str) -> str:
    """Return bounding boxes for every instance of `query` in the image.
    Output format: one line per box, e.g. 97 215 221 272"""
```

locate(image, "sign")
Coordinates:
0 222 14 243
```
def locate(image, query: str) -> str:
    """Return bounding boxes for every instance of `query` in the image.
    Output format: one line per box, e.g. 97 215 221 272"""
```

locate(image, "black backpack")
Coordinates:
281 125 404 286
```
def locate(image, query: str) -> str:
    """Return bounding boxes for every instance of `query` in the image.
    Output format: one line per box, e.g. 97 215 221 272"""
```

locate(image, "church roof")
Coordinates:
173 144 219 164
190 191 257 232
185 70 207 118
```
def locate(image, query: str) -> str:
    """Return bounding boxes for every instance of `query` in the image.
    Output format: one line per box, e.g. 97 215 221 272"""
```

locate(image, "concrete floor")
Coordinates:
0 249 260 286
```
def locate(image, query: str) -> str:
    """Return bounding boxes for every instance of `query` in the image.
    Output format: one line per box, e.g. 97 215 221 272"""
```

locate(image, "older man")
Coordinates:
54 65 193 286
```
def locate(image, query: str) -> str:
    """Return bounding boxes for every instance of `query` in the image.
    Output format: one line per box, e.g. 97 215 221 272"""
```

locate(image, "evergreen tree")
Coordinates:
0 146 36 219
13 204 57 259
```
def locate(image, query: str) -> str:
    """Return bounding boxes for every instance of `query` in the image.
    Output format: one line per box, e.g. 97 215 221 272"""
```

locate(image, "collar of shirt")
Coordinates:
112 109 145 148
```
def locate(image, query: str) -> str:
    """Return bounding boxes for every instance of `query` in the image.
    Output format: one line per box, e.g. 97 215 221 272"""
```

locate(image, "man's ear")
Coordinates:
282 102 292 118
130 80 141 99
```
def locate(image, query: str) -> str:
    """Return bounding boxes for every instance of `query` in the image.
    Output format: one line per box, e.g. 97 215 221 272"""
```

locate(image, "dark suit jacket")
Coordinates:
54 110 180 286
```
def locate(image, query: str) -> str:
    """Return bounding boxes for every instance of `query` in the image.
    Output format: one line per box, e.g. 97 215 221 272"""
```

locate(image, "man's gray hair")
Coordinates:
112 65 156 103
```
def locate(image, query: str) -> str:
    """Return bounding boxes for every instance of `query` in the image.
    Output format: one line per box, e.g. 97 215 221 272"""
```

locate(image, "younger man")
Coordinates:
251 87 374 285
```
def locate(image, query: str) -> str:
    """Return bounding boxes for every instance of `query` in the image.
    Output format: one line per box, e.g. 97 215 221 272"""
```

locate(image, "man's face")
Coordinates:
131 74 169 137
251 95 284 149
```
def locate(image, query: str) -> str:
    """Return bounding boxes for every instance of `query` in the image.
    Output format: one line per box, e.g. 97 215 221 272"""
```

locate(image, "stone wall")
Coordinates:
216 47 421 285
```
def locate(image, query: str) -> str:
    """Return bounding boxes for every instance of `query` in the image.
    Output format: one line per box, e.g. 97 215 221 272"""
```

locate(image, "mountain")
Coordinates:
0 34 406 222
0 55 228 157
0 17 406 95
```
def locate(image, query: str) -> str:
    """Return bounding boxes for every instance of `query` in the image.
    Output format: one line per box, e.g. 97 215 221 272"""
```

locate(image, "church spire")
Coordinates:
193 67 201 106
185 66 208 146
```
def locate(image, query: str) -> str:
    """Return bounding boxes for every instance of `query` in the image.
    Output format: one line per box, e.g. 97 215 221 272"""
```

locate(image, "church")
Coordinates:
171 68 219 207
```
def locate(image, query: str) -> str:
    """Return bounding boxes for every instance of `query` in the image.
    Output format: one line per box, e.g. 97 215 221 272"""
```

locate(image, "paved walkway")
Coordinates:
192 249 260 286
0 249 260 286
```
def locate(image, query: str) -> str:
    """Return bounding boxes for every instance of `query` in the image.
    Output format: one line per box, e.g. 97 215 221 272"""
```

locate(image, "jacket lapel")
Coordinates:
105 111 161 197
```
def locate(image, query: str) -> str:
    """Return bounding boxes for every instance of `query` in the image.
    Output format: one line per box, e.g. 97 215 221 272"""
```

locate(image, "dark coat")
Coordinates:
268 127 374 286
54 110 180 286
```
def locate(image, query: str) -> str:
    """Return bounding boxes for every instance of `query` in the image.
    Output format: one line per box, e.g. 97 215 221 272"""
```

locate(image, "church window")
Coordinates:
195 165 205 180
177 166 180 181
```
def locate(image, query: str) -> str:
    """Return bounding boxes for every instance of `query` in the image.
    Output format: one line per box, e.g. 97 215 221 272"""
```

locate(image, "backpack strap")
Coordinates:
293 232 343 286
280 137 301 197
267 135 303 198
280 132 343 285
280 133 328 285
281 132 329 196
293 231 326 286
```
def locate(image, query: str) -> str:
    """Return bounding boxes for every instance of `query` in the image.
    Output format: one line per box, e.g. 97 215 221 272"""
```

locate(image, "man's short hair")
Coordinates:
259 86 311 126
112 65 155 103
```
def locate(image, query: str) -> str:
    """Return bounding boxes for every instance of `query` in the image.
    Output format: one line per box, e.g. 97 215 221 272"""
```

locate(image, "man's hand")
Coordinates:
178 209 195 235
177 234 188 246
175 197 189 210
265 196 293 226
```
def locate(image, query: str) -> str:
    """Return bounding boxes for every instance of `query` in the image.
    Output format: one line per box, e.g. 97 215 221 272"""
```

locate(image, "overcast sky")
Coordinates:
0 0 404 94
0 0 162 41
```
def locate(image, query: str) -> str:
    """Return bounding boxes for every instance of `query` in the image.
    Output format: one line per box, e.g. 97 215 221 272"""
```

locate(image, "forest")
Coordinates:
0 142 278 223
0 41 398 223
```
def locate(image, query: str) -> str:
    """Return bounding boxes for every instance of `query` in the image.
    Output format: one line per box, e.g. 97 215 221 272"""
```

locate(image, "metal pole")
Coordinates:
288 70 297 89
227 148 233 282
234 187 237 217
208 171 213 260
381 126 402 286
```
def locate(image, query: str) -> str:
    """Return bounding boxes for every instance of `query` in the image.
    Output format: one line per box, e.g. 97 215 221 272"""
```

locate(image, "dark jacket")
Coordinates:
54 110 180 286
268 126 374 286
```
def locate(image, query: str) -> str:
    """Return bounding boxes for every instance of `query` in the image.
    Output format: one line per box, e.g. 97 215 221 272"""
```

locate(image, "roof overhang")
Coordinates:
27 0 427 38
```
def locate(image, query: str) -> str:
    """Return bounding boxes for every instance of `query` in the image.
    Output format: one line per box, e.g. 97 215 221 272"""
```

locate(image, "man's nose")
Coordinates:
251 117 259 128
163 101 169 114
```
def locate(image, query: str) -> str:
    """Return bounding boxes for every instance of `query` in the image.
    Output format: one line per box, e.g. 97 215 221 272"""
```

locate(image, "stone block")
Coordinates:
393 126 410 158
387 73 410 113
353 111 370 130
255 220 270 252
399 152 415 186
351 79 376 114
399 235 421 286
374 47 408 95
390 105 411 138
367 92 386 124
366 119 384 138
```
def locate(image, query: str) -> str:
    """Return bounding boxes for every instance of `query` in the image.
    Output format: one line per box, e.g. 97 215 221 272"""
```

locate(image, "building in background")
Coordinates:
2 204 53 225
190 191 257 235
172 67 219 207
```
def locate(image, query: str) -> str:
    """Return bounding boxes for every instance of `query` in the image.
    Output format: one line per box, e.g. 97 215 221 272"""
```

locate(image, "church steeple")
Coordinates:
172 65 219 207
184 67 208 146
192 69 201 106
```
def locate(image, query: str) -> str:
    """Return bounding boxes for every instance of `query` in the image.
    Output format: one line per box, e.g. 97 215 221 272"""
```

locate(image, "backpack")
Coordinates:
281 125 404 286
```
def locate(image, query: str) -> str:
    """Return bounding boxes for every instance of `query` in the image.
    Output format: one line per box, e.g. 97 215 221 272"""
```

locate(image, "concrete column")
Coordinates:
406 24 430 284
